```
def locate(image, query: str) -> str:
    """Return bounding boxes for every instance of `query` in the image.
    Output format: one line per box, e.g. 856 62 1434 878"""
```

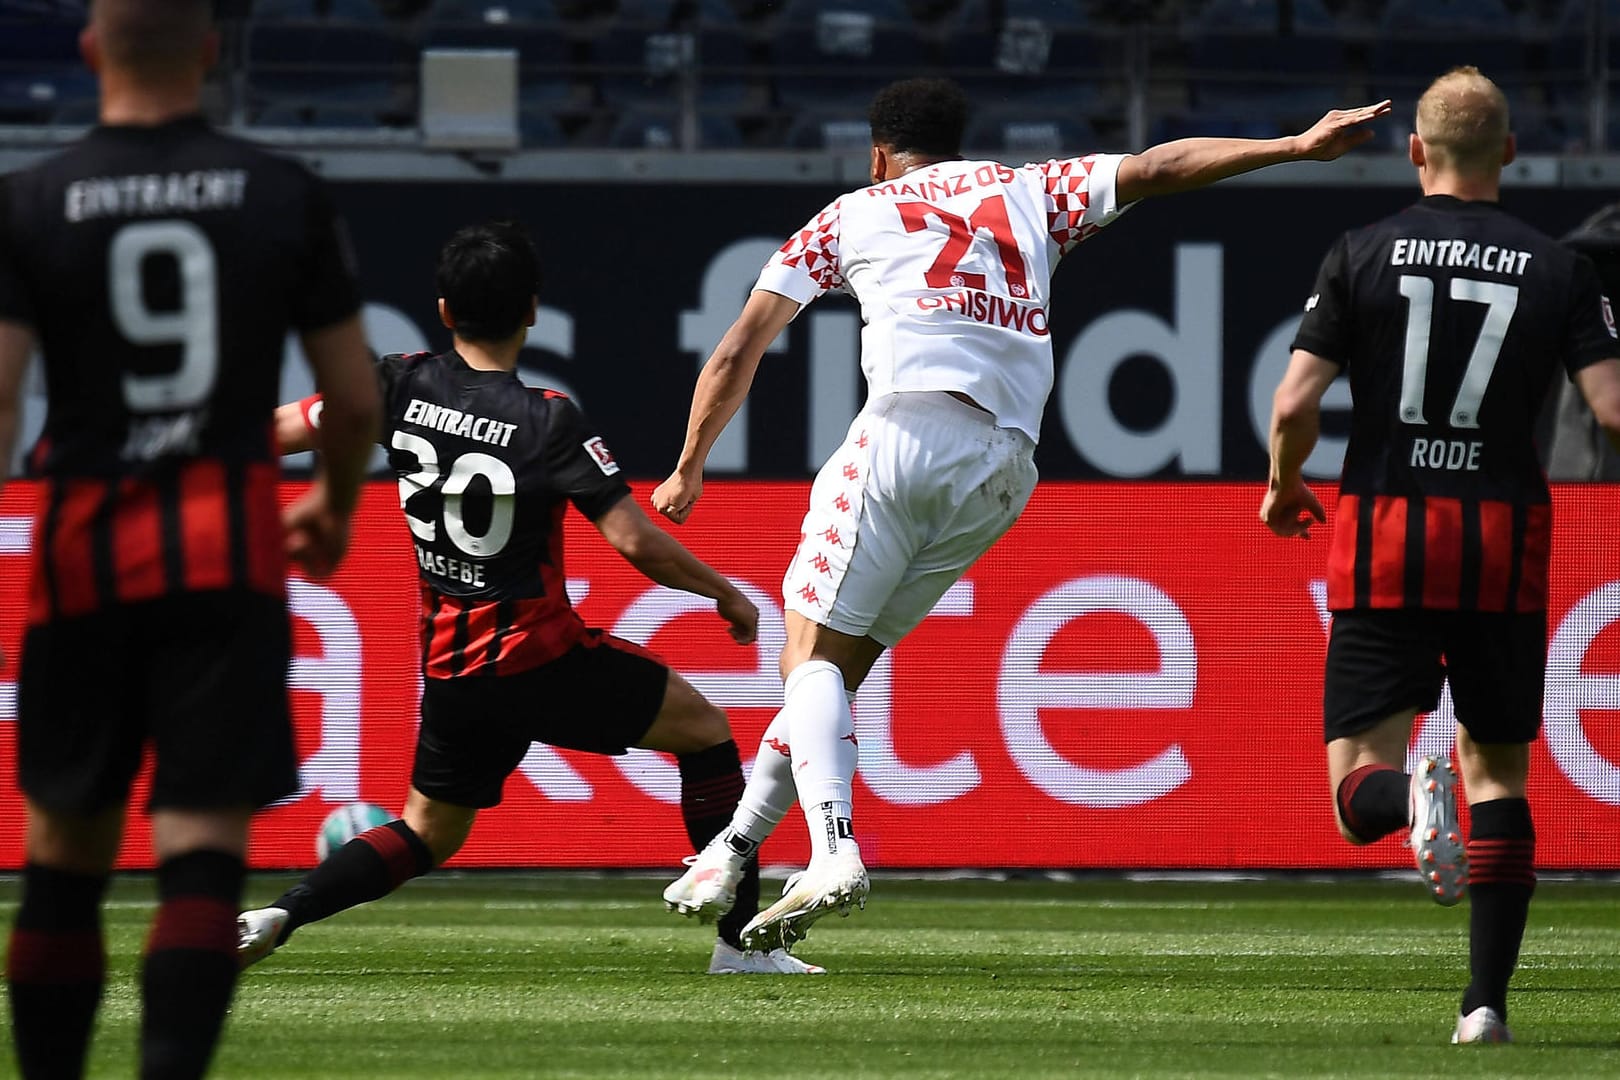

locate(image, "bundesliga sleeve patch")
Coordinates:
583 436 620 475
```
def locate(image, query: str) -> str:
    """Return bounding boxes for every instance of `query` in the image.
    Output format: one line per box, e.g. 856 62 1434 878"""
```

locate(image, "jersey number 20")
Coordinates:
392 430 516 558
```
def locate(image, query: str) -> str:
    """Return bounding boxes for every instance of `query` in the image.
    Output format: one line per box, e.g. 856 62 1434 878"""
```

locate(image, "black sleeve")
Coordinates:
539 394 632 520
291 172 363 333
0 175 35 327
1562 253 1620 377
372 352 412 445
1290 232 1353 369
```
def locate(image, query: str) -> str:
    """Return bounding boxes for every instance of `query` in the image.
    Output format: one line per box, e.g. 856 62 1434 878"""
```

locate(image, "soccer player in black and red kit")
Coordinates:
1263 67 1620 1044
237 220 824 975
0 2 381 1077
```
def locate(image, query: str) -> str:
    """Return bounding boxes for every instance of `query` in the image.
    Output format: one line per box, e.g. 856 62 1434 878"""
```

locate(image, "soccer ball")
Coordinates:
315 802 394 862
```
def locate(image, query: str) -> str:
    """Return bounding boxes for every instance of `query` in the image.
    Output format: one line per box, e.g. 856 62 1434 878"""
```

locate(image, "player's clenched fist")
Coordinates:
652 471 702 524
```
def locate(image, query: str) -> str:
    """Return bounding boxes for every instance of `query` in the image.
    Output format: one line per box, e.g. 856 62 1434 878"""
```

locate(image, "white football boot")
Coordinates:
1409 756 1467 907
663 838 746 922
707 938 827 975
236 906 289 969
1452 1005 1513 1044
740 846 868 952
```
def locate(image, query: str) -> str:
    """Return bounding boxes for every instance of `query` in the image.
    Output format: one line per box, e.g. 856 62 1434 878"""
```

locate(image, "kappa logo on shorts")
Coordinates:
582 436 620 476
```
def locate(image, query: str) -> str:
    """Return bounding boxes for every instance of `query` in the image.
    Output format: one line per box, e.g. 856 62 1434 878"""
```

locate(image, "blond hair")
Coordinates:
1415 66 1510 173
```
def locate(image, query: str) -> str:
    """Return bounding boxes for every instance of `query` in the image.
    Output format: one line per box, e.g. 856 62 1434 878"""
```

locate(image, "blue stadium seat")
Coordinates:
769 0 912 20
254 102 390 128
768 6 925 108
255 0 388 18
963 110 1098 158
783 109 871 150
425 0 560 20
424 5 572 105
1148 113 1283 142
593 27 694 106
607 108 742 149
519 108 566 146
246 21 412 107
1185 28 1345 119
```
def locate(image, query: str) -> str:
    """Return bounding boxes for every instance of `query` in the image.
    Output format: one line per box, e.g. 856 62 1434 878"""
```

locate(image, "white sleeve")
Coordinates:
753 197 845 306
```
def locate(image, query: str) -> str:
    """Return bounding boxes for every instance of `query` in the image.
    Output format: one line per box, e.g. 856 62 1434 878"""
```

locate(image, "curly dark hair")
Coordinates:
868 77 969 157
435 220 542 344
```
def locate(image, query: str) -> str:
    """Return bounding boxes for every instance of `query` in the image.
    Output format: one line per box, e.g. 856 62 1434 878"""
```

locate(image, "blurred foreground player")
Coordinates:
0 1 380 1077
237 221 823 975
655 76 1391 951
1262 67 1620 1044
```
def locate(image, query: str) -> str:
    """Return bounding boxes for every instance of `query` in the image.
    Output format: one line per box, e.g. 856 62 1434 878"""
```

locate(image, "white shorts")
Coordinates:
782 391 1038 647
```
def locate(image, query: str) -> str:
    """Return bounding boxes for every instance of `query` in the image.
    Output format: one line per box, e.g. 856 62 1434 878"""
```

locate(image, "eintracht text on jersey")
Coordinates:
402 397 517 446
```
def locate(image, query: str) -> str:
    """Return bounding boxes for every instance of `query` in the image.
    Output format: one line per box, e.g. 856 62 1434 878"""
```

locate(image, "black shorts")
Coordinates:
1323 609 1547 745
17 590 298 815
411 629 669 809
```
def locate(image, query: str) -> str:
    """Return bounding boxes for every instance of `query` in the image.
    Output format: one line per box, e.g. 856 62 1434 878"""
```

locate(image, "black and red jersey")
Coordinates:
371 350 631 679
0 115 361 623
1294 195 1618 613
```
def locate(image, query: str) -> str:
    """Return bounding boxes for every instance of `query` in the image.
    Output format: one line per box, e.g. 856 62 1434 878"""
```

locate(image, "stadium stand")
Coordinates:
0 0 1616 153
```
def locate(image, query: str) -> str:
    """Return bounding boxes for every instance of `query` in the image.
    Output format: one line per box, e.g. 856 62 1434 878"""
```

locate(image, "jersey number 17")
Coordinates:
1397 273 1518 429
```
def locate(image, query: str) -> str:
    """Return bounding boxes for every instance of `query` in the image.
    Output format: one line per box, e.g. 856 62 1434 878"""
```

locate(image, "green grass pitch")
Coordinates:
1 874 1617 1078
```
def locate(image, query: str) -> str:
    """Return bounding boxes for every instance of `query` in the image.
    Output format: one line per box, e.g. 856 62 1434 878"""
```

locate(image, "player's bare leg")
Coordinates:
1327 708 1465 905
1450 730 1533 1044
7 801 123 1080
735 616 880 952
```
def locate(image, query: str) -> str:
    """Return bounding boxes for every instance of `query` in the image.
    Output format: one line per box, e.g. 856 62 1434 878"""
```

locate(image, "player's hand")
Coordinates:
717 589 758 646
1261 478 1326 539
284 482 353 578
652 470 702 525
1293 100 1392 161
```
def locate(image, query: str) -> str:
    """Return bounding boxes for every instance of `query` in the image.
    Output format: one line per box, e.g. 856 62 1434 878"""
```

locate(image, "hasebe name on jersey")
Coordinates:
415 544 487 587
1390 237 1533 275
64 170 248 222
402 397 517 446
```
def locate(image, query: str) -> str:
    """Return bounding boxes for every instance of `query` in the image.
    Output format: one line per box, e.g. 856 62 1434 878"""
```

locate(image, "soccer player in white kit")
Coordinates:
655 78 1391 953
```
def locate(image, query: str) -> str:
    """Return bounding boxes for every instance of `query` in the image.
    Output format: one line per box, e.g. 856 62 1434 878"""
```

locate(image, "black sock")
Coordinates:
1461 798 1536 1021
1335 764 1409 842
6 863 109 1080
140 850 245 1080
273 819 434 943
677 740 761 949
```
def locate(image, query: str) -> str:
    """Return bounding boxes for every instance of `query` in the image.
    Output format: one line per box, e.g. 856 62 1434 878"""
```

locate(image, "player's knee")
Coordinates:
402 801 474 865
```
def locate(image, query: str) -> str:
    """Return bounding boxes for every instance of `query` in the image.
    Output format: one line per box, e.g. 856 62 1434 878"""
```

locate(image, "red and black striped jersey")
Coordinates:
1294 195 1618 613
372 350 631 679
0 116 362 623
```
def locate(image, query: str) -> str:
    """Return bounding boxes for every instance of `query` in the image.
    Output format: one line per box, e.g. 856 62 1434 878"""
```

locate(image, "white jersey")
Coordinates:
754 153 1131 441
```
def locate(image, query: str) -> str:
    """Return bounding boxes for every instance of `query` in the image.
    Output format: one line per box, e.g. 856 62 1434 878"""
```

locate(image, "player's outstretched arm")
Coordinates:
593 495 758 644
1576 358 1620 455
1262 348 1339 539
1115 100 1391 203
0 319 33 488
653 289 801 525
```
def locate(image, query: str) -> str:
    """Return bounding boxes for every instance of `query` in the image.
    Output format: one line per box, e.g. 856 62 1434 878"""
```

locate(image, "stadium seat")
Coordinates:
1185 27 1345 120
0 67 92 123
246 21 414 107
963 110 1099 158
783 110 872 150
0 14 80 65
1188 0 1336 32
425 0 560 20
519 107 566 146
593 27 694 106
607 108 742 149
767 5 925 108
255 0 389 18
424 5 573 106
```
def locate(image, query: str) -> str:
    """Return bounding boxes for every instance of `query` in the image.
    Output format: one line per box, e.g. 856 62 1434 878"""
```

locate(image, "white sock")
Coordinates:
782 659 858 862
725 709 798 852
